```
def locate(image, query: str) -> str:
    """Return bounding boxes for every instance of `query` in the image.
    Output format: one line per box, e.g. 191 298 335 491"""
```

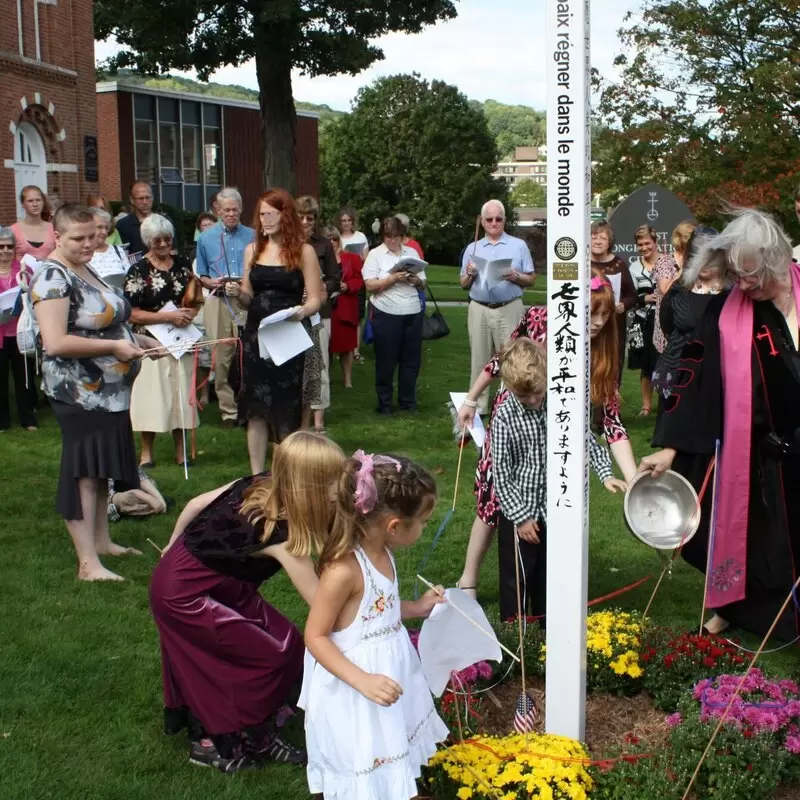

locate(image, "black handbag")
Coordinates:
422 283 450 340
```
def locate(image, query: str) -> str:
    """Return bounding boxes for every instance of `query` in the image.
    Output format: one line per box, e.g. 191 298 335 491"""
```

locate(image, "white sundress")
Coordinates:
298 547 449 799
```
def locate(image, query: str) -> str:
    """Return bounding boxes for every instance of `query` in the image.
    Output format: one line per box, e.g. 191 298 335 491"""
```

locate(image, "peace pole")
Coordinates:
544 0 591 739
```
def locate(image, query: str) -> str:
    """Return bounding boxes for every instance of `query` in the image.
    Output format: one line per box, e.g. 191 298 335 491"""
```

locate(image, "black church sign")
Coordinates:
84 135 99 183
608 184 694 260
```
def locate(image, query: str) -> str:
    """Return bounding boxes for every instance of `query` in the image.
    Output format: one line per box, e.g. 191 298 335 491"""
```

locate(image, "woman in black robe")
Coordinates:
640 209 800 642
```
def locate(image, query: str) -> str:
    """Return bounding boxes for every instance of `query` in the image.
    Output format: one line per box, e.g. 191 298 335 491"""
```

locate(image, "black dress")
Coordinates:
653 295 800 640
237 265 306 440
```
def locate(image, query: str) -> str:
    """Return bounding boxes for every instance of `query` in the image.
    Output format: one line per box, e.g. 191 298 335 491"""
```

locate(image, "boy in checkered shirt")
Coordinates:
492 338 625 621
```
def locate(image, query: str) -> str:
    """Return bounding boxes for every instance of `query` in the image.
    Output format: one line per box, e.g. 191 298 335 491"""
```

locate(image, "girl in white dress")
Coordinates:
300 450 449 799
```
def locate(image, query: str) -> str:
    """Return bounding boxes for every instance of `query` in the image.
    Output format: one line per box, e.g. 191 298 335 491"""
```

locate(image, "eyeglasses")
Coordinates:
0 244 13 251
483 217 504 223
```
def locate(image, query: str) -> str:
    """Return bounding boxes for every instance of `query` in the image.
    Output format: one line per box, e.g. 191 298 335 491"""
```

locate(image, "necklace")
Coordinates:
693 281 722 295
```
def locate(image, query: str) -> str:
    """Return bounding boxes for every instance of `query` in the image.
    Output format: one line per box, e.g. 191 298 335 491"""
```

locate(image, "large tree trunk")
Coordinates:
255 34 297 194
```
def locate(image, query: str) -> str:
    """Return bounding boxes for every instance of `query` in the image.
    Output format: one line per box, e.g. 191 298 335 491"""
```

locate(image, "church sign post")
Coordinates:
545 0 591 740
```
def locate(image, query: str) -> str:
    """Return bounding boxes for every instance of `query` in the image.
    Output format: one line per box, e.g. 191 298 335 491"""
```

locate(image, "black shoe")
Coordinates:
255 735 307 765
190 739 260 773
399 405 419 413
375 406 393 415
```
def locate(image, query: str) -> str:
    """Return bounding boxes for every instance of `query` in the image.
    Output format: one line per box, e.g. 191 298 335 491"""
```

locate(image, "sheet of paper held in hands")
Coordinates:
146 302 203 359
471 256 513 291
450 391 486 449
21 254 41 274
388 257 428 275
257 307 313 366
607 272 622 304
343 243 365 254
0 286 19 325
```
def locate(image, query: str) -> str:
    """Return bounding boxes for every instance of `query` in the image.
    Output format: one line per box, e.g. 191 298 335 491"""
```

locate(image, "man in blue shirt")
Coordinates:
460 199 536 413
195 187 255 426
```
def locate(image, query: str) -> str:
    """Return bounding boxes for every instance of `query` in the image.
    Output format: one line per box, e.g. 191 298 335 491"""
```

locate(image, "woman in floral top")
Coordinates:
125 214 201 468
454 290 637 600
31 204 163 582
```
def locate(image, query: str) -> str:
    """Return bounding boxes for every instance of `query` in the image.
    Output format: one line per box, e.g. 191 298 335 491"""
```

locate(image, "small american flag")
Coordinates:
514 691 538 734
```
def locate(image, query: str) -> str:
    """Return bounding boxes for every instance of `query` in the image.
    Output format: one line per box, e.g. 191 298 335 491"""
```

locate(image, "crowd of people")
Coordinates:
2 177 798 796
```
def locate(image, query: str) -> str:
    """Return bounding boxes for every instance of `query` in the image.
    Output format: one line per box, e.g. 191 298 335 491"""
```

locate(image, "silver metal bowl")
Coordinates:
623 469 701 550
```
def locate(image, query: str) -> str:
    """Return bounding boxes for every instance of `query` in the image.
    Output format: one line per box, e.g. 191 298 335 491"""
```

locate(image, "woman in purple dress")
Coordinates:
150 431 345 773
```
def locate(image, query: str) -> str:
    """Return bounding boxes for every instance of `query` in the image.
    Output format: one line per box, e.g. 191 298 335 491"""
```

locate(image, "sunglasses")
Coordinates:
483 217 504 223
0 244 14 251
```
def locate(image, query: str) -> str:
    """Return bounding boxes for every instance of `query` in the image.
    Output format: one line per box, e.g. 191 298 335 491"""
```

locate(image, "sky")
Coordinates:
95 0 639 112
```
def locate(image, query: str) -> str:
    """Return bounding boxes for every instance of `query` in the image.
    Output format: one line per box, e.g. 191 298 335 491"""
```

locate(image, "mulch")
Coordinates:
455 676 670 758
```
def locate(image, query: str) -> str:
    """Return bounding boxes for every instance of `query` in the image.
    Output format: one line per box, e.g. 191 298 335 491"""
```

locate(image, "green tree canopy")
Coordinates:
321 74 508 263
95 0 457 193
510 178 546 209
482 100 546 159
594 0 800 232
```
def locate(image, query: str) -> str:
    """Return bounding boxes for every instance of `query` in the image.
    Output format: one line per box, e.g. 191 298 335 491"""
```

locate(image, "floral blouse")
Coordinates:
29 260 140 411
124 256 194 314
652 254 678 354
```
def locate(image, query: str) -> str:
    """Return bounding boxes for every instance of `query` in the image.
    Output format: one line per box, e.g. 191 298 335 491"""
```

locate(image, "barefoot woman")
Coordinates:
30 204 163 581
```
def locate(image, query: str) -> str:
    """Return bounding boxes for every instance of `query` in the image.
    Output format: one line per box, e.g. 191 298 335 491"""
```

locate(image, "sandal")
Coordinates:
457 583 478 600
354 352 365 364
637 408 652 417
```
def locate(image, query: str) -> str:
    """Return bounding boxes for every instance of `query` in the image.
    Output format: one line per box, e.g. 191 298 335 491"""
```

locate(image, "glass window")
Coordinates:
182 101 201 126
203 104 221 127
159 98 178 123
159 122 178 168
204 127 222 185
134 119 156 184
182 125 201 184
134 94 155 120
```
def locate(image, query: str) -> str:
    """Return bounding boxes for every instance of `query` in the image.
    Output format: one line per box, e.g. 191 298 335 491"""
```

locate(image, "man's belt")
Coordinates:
470 298 519 310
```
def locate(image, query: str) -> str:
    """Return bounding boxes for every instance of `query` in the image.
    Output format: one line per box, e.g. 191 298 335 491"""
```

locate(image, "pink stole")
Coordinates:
710 262 800 607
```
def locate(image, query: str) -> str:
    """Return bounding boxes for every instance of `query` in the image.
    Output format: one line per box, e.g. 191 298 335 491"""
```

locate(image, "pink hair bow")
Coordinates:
353 450 401 514
591 275 611 291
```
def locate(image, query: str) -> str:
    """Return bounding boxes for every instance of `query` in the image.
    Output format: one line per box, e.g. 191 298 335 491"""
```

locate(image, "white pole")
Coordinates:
545 0 591 740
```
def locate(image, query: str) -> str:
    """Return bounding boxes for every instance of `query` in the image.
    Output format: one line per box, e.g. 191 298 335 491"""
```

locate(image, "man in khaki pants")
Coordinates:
195 188 255 426
460 200 536 413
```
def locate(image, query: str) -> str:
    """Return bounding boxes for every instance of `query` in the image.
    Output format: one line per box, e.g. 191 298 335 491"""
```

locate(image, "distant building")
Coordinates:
1 0 99 222
96 81 320 214
493 146 548 188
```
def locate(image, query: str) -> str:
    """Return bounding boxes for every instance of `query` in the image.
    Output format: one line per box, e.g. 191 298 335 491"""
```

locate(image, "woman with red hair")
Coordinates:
237 190 324 474
454 270 637 600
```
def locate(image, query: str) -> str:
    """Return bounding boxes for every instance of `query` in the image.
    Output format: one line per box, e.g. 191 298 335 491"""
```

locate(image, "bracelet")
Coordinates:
463 399 478 409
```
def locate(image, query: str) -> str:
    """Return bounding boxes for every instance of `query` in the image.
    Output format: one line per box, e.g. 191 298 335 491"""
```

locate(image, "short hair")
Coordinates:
216 187 242 207
92 208 112 225
380 216 407 239
634 224 657 243
140 214 175 248
195 212 217 231
671 221 696 255
682 208 792 288
53 204 95 233
498 338 547 397
591 220 615 249
129 181 152 197
394 213 410 229
0 226 15 247
322 225 341 241
295 195 320 217
86 193 110 211
481 199 505 219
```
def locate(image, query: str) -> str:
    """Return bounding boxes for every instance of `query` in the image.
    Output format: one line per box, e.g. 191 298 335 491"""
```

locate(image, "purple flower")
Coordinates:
665 712 683 728
785 734 800 754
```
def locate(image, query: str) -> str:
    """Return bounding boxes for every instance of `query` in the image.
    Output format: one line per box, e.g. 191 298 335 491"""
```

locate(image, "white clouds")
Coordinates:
96 0 639 111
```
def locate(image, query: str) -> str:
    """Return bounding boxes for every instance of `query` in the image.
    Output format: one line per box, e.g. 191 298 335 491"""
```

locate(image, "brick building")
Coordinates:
96 81 320 216
1 0 99 223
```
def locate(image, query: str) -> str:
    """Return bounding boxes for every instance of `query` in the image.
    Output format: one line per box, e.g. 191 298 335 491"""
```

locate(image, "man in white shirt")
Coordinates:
460 200 536 413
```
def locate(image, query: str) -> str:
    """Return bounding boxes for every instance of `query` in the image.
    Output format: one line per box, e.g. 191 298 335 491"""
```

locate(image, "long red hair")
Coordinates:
250 189 305 270
590 268 618 407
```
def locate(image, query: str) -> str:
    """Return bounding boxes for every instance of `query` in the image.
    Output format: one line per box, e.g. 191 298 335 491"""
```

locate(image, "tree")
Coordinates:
593 0 800 232
510 178 546 208
95 1 457 193
482 100 546 159
321 74 508 263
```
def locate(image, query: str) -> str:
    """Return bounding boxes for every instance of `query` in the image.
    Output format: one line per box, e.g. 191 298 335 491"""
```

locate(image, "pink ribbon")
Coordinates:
591 275 611 291
353 450 401 514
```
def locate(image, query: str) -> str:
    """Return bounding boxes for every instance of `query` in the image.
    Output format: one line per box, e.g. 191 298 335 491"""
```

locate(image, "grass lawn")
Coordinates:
0 306 792 799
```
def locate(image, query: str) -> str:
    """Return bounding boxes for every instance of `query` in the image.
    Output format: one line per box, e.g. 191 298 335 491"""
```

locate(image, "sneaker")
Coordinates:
255 735 307 765
190 739 260 773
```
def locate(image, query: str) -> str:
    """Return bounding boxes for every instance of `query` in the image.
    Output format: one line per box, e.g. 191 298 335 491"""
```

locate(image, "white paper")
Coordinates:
471 256 513 291
608 272 622 304
418 588 502 697
449 392 486 450
388 257 427 275
257 308 313 366
0 286 19 312
21 254 41 273
309 312 321 327
145 301 202 359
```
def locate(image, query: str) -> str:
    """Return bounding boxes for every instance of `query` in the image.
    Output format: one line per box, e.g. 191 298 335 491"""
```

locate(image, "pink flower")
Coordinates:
785 734 800 754
665 713 683 728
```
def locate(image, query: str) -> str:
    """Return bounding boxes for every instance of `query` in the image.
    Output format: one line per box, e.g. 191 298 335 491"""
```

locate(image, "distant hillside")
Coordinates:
95 69 346 126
